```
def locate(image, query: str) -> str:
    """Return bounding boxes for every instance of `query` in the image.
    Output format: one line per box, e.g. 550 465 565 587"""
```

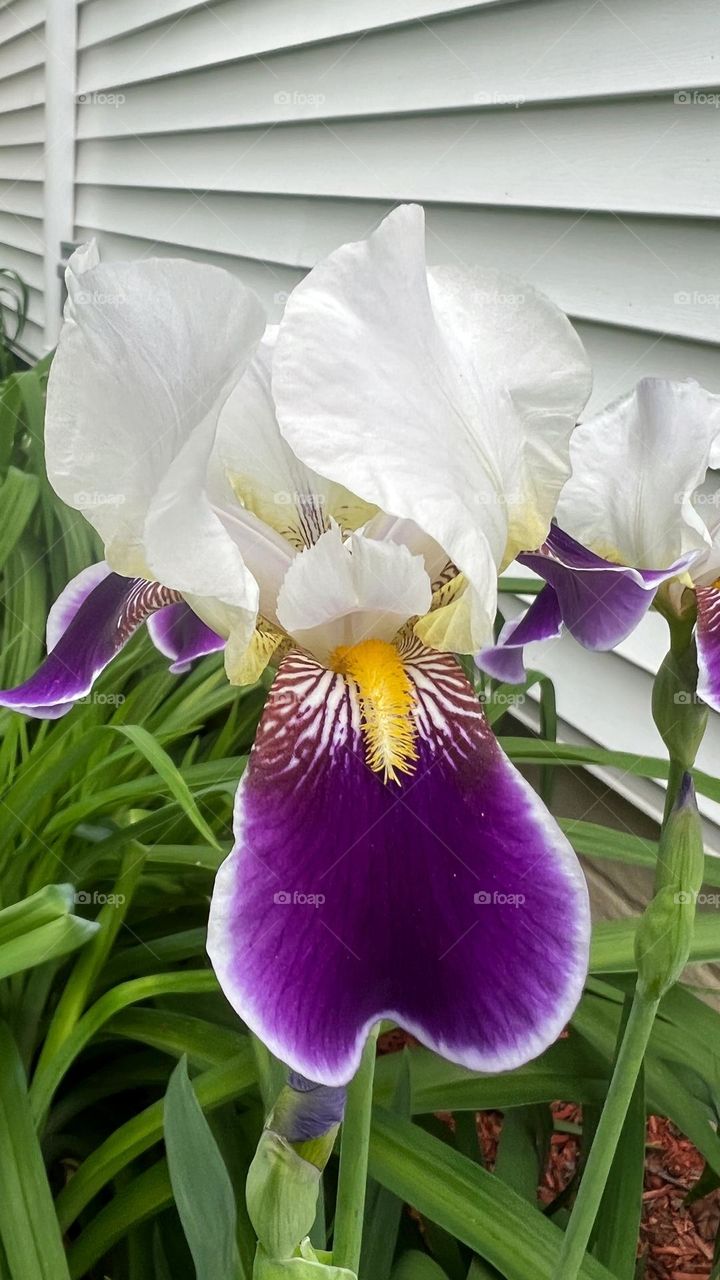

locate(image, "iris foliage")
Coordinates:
0 359 718 1280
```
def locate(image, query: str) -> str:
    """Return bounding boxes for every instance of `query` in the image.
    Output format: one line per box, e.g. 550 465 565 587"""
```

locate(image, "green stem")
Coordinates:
250 1033 284 1113
553 991 659 1280
333 1025 380 1273
662 758 685 823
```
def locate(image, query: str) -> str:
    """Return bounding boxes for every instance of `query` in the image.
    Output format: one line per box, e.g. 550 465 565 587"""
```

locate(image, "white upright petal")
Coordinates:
272 204 590 650
557 379 720 570
46 247 265 587
427 263 591 559
212 330 374 551
275 524 432 664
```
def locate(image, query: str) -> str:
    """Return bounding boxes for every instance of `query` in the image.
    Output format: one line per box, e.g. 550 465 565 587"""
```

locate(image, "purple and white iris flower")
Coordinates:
480 378 720 705
0 206 593 1086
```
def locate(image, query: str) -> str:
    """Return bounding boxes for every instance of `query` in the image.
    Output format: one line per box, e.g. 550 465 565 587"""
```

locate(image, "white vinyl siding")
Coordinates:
70 0 720 415
4 0 720 820
0 0 46 356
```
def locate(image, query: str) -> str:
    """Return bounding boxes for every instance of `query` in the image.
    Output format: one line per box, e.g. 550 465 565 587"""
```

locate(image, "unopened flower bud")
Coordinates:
247 1076 345 1260
253 1239 356 1278
652 645 707 770
635 773 704 999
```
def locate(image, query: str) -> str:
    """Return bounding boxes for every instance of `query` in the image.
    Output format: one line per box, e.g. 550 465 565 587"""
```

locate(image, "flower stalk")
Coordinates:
247 1074 346 1263
332 1026 380 1274
557 623 706 1278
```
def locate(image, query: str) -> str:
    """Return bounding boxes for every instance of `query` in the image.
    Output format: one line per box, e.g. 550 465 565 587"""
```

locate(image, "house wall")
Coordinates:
1 0 719 828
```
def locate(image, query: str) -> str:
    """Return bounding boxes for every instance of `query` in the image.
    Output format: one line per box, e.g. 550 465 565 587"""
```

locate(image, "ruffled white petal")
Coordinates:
362 512 450 584
557 378 720 570
213 331 374 549
45 246 265 588
275 524 432 663
272 204 590 649
426 264 591 561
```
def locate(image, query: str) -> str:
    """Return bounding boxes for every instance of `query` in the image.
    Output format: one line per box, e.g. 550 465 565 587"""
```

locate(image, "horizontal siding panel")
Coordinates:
74 222 720 409
78 0 507 57
10 314 45 359
0 281 43 336
0 142 42 180
0 26 45 79
75 100 720 217
77 0 720 114
0 0 44 47
0 178 43 218
0 103 43 145
0 240 44 289
73 224 304 303
0 64 44 112
0 210 43 256
74 188 720 343
576 320 720 411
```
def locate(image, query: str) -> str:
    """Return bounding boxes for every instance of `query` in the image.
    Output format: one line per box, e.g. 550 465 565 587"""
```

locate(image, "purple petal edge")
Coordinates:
696 586 720 713
477 585 563 684
146 603 224 673
519 524 691 651
0 570 178 718
207 646 590 1086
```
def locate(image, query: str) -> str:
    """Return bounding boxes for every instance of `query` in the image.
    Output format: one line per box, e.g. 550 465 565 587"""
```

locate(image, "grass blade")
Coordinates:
164 1057 243 1280
0 1022 70 1279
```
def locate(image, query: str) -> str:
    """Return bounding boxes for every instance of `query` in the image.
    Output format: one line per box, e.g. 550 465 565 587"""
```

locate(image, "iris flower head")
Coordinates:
480 377 720 709
1 205 594 1085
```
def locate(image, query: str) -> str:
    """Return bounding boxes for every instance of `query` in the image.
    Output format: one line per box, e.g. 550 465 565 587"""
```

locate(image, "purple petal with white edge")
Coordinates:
207 645 590 1086
477 585 563 684
146 603 224 674
696 585 720 712
45 561 111 650
519 524 693 651
0 571 181 719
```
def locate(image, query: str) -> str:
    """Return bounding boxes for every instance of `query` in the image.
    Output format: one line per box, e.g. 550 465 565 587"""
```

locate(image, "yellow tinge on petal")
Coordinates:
225 618 287 687
331 639 418 784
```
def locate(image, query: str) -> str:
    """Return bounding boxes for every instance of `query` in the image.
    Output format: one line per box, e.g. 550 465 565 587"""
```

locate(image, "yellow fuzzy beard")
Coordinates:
331 639 418 784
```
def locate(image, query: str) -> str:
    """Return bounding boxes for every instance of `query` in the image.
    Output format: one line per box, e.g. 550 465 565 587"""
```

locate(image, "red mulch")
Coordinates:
376 1033 720 1277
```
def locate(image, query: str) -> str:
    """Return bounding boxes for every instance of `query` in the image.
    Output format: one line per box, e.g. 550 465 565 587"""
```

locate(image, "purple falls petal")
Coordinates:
45 561 111 649
696 585 720 712
146 603 224 674
477 585 563 684
207 646 590 1087
0 570 180 719
519 524 690 650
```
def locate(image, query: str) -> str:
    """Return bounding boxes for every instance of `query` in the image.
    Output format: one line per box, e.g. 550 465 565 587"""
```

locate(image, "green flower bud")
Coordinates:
635 773 704 999
652 644 707 770
247 1077 344 1260
247 1131 322 1260
253 1240 356 1278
